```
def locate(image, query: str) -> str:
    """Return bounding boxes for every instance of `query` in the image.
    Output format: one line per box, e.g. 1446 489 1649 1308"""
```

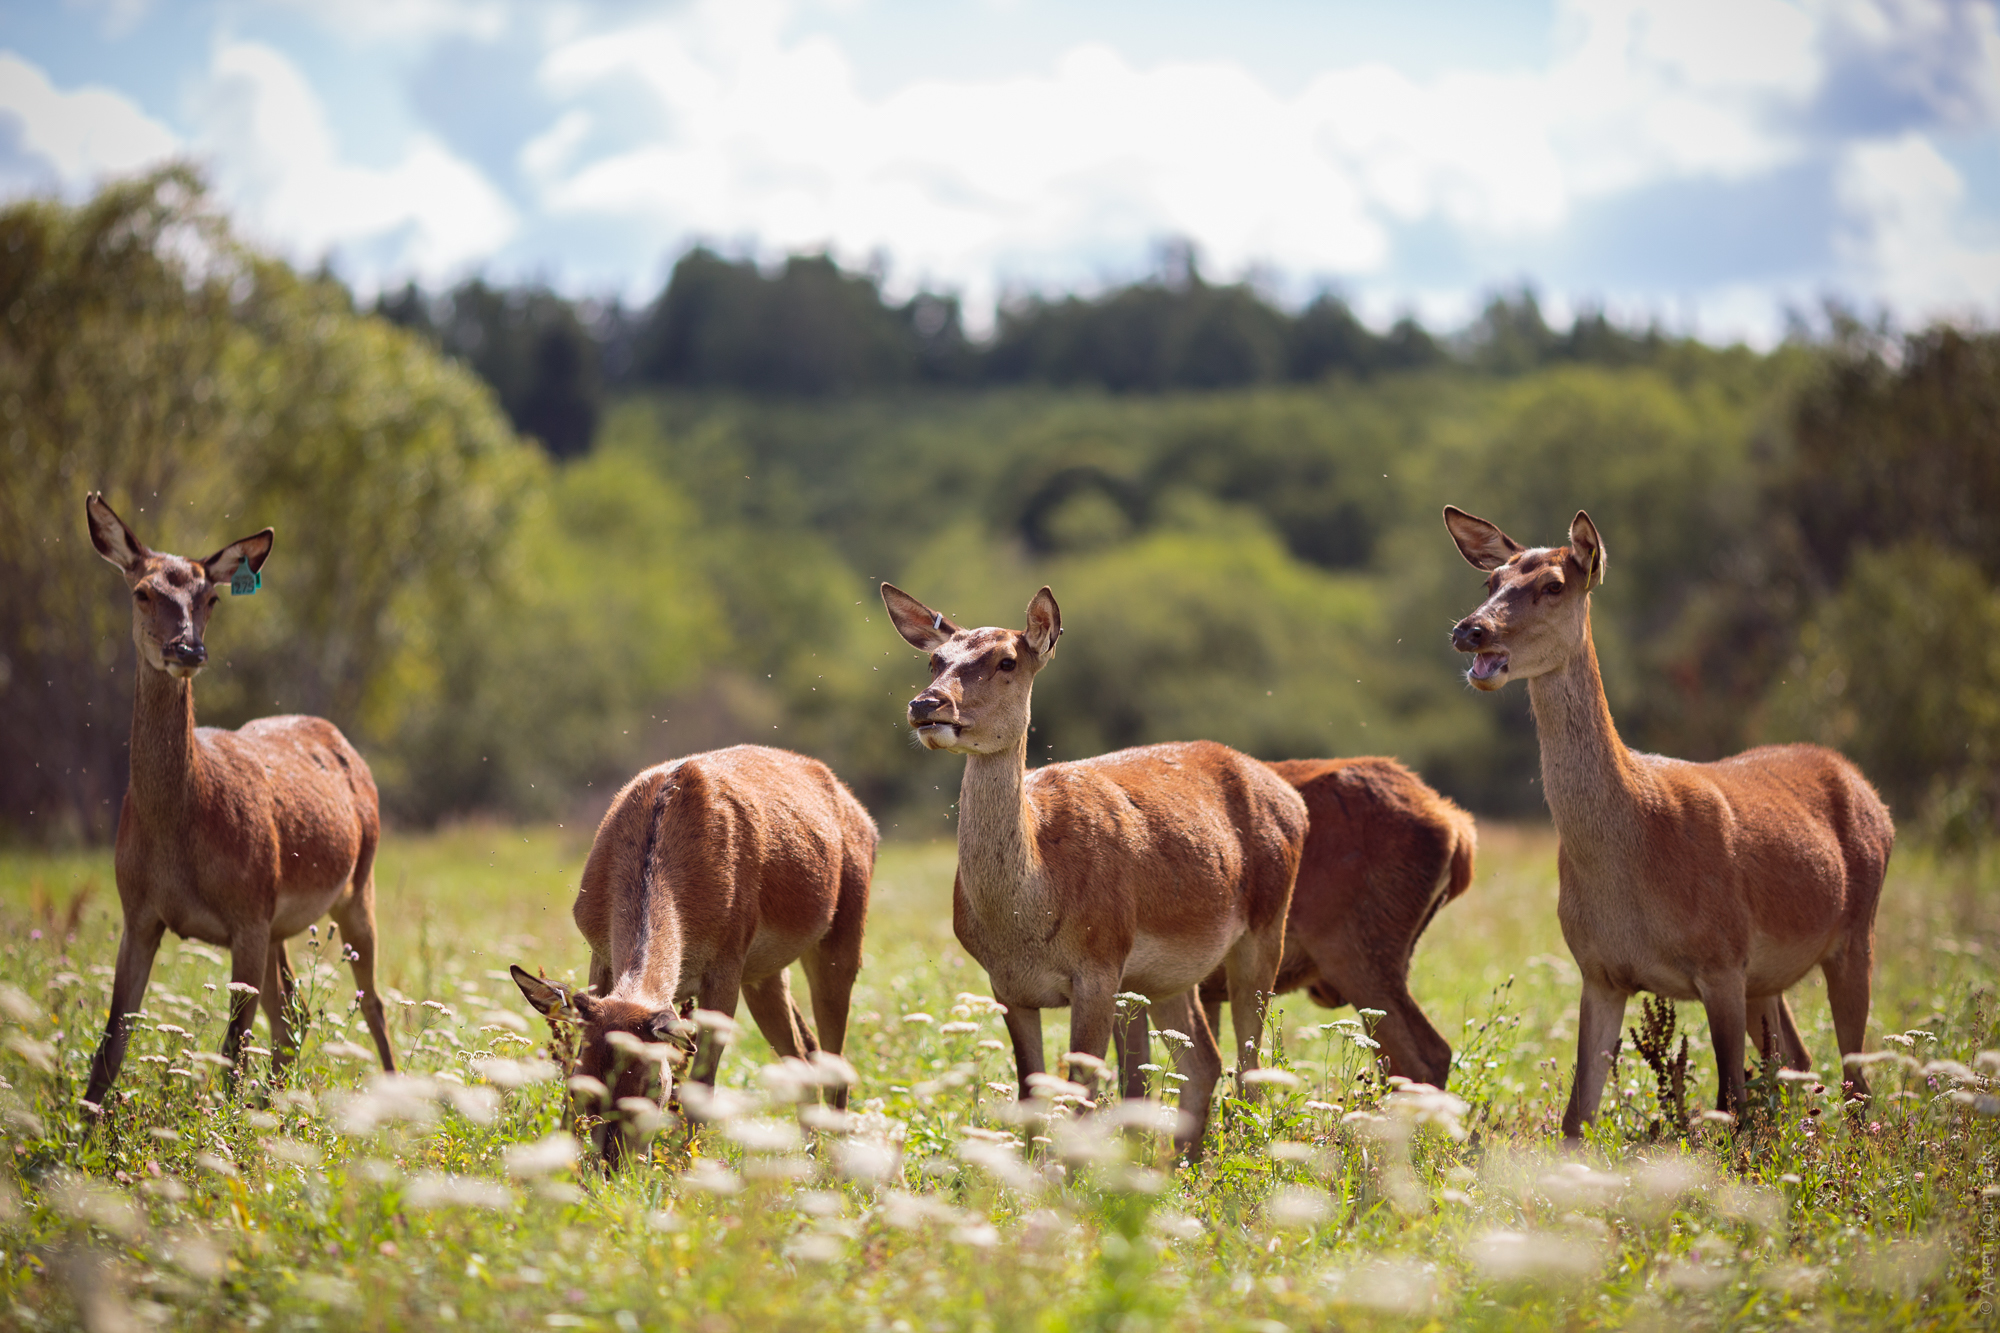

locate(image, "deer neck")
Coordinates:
127 665 206 831
955 730 1047 913
1525 614 1645 847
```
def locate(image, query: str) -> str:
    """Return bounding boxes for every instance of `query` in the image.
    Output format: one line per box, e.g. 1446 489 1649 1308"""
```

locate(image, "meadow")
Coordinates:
0 820 1996 1330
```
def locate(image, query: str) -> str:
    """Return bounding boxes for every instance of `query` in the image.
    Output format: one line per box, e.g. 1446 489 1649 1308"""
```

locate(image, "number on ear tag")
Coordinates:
230 563 261 596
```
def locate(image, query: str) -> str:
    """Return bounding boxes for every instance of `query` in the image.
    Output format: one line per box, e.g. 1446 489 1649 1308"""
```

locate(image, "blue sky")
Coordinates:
3 0 1997 343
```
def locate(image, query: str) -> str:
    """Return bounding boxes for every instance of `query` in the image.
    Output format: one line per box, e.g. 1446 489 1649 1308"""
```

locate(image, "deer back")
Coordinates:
1022 741 1306 936
573 745 876 1007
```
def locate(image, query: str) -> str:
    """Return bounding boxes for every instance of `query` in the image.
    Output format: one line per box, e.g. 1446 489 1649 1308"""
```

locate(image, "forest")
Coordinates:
4 168 1996 846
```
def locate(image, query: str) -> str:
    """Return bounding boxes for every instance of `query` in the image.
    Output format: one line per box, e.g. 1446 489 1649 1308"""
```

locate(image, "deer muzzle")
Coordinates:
164 638 207 677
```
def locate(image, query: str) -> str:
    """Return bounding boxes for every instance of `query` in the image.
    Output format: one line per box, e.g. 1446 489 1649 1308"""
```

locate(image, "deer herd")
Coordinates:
77 491 1892 1164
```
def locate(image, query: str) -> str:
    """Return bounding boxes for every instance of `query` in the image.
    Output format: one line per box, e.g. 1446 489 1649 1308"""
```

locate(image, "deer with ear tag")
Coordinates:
512 745 875 1161
81 492 394 1109
882 583 1307 1159
1443 505 1892 1135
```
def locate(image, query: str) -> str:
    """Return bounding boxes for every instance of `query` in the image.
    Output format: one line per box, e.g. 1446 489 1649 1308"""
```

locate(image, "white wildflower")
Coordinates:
1242 1067 1303 1090
724 1116 803 1154
504 1133 580 1179
404 1173 514 1210
1268 1186 1332 1228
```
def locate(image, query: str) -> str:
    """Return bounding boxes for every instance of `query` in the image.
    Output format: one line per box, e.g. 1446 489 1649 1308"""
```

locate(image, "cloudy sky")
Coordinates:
3 0 1997 342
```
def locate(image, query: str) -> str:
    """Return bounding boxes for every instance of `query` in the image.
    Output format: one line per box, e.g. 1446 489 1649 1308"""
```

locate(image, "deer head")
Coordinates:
86 492 272 682
1443 506 1605 691
881 583 1062 754
511 965 687 1160
511 966 685 1097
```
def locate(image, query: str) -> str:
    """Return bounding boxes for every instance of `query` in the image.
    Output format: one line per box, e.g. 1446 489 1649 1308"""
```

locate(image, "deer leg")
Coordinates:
1199 987 1224 1060
329 883 395 1073
1002 1002 1045 1102
224 929 271 1090
1697 975 1749 1122
1153 990 1222 1160
741 971 809 1061
83 914 166 1110
1560 982 1629 1139
690 967 744 1087
1822 937 1875 1100
1747 995 1810 1070
800 933 862 1109
1064 973 1118 1105
1222 922 1285 1096
1333 960 1452 1088
260 940 298 1081
1114 1007 1150 1101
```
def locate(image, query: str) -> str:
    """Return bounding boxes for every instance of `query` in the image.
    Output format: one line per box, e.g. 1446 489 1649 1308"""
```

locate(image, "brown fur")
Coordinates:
513 745 876 1156
1195 757 1477 1087
1443 505 1893 1136
882 583 1307 1158
81 493 393 1108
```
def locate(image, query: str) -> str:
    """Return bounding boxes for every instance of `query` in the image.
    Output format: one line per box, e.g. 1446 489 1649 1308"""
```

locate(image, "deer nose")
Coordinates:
1451 619 1486 652
909 695 944 721
167 639 207 667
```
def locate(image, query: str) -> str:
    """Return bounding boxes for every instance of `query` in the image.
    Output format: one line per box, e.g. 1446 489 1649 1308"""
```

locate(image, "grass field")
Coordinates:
1 821 1998 1330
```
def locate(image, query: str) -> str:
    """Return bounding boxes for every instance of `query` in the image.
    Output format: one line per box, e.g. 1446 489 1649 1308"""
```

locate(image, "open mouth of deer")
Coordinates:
1467 650 1509 683
913 720 961 748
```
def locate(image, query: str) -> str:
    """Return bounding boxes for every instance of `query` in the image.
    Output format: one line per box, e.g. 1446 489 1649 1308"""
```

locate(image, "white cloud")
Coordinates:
192 40 516 288
0 51 180 197
265 0 510 44
1836 131 2000 316
519 0 1872 319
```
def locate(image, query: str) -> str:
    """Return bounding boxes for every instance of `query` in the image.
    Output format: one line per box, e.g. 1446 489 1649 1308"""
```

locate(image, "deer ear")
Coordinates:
511 964 571 1017
86 493 151 573
1023 586 1061 658
881 583 957 651
201 529 273 586
1443 506 1525 571
1569 511 1605 589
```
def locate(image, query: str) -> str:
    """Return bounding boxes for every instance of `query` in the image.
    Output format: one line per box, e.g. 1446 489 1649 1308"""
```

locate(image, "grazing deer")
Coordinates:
82 493 394 1109
512 745 875 1157
881 583 1307 1158
1194 758 1477 1088
1443 506 1892 1135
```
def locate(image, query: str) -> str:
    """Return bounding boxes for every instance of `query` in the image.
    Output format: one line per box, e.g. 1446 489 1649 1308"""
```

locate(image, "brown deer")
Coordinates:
511 745 875 1158
1194 757 1477 1088
882 583 1307 1158
82 493 394 1109
1443 505 1892 1135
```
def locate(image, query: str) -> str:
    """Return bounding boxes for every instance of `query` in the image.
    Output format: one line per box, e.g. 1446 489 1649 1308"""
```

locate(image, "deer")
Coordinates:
881 583 1308 1159
1193 757 1477 1088
511 744 875 1161
81 493 395 1111
1442 505 1893 1136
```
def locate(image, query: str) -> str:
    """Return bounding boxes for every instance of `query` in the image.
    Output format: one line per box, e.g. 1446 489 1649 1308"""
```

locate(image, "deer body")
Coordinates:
514 745 875 1153
83 494 394 1108
1444 506 1891 1135
1197 757 1477 1087
884 584 1306 1157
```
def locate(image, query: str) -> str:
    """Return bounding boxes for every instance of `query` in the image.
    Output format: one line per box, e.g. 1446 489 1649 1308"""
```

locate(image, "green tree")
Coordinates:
0 169 539 838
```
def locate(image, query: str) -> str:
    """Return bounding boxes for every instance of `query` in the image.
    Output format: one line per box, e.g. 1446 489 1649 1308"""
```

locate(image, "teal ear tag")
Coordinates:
230 563 261 596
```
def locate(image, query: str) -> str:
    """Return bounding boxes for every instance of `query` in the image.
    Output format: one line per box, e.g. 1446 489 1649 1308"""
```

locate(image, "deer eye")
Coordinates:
998 658 1016 673
1542 582 1563 597
929 655 943 674
207 594 220 608
134 589 150 603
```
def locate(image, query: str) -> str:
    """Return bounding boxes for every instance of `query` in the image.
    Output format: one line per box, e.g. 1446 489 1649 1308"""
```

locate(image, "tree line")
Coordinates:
374 241 1690 461
5 171 1996 847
